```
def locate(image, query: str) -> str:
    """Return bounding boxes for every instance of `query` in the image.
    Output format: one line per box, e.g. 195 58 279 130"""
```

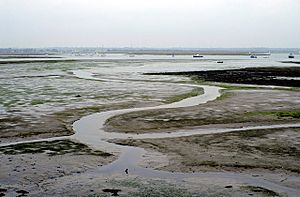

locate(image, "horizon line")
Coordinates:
1 47 300 50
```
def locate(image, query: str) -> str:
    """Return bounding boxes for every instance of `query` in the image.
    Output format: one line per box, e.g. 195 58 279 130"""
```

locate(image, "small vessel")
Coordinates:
193 54 203 58
249 51 270 58
288 53 295 58
217 61 223 63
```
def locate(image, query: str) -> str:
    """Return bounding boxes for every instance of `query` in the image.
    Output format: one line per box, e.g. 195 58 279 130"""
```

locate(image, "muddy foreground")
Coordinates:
1 67 300 196
2 87 299 196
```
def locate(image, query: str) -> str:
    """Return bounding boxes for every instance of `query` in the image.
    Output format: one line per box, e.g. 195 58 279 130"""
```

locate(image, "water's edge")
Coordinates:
1 70 300 196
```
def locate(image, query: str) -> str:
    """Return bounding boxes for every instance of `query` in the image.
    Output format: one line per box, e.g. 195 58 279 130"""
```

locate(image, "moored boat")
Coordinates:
288 53 295 58
193 54 203 58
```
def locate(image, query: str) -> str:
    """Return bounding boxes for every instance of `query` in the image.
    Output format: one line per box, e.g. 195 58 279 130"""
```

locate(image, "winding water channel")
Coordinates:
72 70 300 196
1 70 300 196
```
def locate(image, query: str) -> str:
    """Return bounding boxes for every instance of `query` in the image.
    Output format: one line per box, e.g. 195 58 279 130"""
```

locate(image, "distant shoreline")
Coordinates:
0 47 299 56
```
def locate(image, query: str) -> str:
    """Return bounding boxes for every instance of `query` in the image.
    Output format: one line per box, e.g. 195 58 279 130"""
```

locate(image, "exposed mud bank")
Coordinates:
145 67 300 87
113 127 300 174
105 89 300 134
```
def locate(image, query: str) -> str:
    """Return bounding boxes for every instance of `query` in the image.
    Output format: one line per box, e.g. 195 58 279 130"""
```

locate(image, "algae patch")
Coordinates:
0 140 112 157
246 110 300 119
164 87 203 104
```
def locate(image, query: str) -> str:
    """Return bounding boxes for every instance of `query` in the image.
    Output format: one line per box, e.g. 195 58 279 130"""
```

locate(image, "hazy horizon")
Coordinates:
1 0 300 48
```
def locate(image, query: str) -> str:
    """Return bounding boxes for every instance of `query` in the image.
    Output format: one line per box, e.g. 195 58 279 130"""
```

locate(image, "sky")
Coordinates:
0 0 300 48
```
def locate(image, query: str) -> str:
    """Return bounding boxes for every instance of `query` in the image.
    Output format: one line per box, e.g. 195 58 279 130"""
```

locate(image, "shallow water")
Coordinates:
71 70 222 153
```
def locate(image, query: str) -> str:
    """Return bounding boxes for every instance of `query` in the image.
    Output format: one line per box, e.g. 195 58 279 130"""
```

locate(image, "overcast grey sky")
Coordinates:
0 0 299 48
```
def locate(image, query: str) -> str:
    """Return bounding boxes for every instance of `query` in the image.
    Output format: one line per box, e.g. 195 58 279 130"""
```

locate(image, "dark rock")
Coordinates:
102 189 121 196
16 190 29 194
16 190 29 196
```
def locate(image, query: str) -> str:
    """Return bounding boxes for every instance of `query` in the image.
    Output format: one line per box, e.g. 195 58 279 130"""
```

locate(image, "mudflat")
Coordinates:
108 86 300 175
1 65 300 196
105 89 300 133
113 127 300 174
146 67 300 87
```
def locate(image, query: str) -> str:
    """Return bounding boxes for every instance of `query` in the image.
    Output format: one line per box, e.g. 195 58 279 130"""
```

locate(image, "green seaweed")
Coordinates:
0 140 112 157
164 87 203 104
215 92 234 101
30 99 66 105
246 110 300 119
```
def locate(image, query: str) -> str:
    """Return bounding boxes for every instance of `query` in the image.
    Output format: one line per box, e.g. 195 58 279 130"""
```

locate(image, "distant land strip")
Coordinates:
0 59 77 64
281 61 300 64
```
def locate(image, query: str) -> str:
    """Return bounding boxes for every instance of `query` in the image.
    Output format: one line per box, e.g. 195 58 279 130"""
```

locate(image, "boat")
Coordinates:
288 53 295 58
217 61 223 63
249 51 270 58
193 54 203 58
